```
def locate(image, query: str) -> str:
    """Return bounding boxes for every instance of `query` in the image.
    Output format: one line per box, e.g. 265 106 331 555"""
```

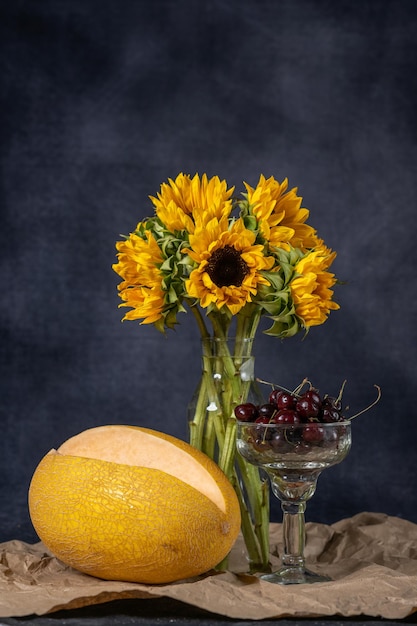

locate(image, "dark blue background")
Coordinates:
1 0 416 543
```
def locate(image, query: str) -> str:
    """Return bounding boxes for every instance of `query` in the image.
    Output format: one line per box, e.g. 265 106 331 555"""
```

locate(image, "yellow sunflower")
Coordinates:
290 244 339 327
113 229 165 324
184 217 275 315
243 174 319 251
149 172 234 233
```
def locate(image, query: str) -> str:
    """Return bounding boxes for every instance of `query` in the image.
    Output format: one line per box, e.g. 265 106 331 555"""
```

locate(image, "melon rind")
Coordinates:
28 427 241 584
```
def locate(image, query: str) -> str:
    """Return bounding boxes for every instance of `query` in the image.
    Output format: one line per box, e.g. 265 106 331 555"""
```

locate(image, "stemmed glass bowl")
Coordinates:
237 420 352 584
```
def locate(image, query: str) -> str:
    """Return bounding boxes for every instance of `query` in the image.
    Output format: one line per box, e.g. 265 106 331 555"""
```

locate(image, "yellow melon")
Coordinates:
28 425 241 584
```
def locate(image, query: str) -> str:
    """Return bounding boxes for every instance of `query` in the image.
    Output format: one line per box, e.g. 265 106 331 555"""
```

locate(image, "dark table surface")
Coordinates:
1 597 417 626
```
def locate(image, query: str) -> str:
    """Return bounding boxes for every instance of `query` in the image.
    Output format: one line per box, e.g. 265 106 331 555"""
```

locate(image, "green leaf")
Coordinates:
259 272 285 293
166 285 178 303
164 308 179 329
153 317 167 334
160 257 173 272
243 215 258 231
263 316 301 338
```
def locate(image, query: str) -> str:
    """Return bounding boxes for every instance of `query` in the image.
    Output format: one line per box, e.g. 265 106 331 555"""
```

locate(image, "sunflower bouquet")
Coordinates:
113 172 340 571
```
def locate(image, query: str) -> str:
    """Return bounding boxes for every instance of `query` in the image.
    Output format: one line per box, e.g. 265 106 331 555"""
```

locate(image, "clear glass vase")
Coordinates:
187 337 271 573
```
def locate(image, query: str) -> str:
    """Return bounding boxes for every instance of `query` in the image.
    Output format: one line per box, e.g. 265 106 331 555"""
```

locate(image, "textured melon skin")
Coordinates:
28 432 241 584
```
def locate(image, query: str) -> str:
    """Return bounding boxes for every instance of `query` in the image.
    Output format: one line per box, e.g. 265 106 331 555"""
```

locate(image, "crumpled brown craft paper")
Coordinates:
1 512 417 620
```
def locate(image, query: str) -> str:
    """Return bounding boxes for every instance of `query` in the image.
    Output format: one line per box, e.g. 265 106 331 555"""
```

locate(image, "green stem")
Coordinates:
187 307 271 573
236 455 270 567
235 304 262 345
186 299 210 340
227 464 268 571
218 417 236 480
219 419 270 570
189 369 209 450
202 410 215 459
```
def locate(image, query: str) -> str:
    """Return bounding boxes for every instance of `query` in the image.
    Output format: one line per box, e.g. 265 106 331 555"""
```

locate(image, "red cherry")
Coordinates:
234 403 258 422
304 389 322 408
323 396 342 412
268 388 282 405
276 392 296 410
255 415 271 424
296 397 319 419
258 403 277 420
271 409 300 425
321 407 341 423
271 431 291 452
302 424 324 443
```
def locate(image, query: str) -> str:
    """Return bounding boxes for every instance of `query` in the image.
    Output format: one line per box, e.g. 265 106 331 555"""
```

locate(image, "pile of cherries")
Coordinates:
234 382 348 449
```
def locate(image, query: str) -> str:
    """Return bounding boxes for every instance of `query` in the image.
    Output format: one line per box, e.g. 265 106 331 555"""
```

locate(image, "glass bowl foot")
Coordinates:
260 566 331 585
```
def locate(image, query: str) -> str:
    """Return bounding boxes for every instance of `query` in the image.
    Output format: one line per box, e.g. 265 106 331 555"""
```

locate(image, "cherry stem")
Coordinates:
256 378 295 397
256 377 310 399
256 377 275 390
348 385 381 420
336 379 347 405
293 377 311 396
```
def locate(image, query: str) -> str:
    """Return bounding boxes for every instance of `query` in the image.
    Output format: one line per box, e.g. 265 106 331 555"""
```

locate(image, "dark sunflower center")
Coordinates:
206 245 249 288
